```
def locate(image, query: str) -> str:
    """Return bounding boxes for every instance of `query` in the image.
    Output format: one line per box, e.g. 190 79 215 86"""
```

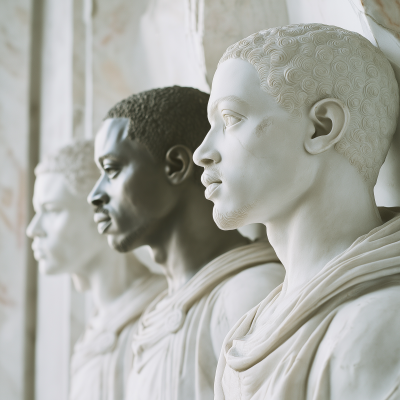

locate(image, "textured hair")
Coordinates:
219 23 399 184
35 140 99 196
105 86 210 180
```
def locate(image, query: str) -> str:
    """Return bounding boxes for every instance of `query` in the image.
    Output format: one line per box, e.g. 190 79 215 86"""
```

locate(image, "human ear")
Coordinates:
305 98 350 155
165 145 194 185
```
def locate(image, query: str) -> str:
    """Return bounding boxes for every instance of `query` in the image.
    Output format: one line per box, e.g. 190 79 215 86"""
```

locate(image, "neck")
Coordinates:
266 163 382 296
149 185 249 295
73 245 150 310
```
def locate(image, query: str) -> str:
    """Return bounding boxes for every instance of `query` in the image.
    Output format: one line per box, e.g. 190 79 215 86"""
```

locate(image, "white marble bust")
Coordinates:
26 141 166 400
194 23 400 400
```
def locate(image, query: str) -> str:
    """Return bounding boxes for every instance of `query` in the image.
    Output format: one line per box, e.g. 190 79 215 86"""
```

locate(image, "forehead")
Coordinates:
209 58 264 111
95 118 131 159
34 173 76 204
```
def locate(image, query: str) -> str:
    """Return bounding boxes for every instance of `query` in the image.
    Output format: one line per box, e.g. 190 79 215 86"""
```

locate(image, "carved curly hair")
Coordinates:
35 140 99 196
219 23 399 184
105 86 210 180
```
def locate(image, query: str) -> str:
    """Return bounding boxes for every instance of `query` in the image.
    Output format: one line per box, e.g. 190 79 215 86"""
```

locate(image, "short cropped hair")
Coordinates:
35 140 99 196
219 23 399 184
105 86 210 180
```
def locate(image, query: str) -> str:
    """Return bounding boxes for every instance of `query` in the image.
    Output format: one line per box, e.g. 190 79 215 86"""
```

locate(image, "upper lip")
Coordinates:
201 170 222 187
94 212 111 224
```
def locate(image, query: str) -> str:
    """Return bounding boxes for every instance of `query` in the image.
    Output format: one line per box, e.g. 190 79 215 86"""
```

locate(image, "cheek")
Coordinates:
44 212 76 262
113 167 176 222
233 120 305 181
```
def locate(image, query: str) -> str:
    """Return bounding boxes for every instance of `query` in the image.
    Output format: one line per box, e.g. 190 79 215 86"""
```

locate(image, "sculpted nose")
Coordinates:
26 213 45 238
193 131 221 167
87 177 110 207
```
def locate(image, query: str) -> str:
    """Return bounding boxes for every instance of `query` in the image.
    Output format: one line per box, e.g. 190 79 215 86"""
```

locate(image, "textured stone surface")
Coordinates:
0 1 32 399
201 0 289 84
91 0 209 134
362 0 400 37
285 0 363 35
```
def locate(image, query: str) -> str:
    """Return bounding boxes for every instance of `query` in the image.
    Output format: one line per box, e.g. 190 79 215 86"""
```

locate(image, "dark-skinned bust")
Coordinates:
87 86 285 400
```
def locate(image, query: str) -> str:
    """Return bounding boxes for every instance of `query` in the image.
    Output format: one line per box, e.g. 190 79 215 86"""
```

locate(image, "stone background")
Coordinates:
0 0 397 399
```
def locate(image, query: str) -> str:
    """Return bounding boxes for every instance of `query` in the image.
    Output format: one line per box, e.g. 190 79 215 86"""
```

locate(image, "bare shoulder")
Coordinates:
328 285 400 338
220 262 285 325
209 262 284 357
320 285 400 399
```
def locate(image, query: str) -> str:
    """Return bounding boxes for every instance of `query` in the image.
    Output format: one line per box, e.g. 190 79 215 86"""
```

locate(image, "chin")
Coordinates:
107 228 146 253
38 261 65 275
212 205 252 231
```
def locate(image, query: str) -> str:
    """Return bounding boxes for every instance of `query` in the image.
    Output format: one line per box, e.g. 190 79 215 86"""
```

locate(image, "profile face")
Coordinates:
88 118 177 252
26 173 101 275
193 58 316 229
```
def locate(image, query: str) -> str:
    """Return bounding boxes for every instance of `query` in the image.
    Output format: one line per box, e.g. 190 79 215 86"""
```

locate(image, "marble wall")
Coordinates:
91 0 210 134
0 1 34 399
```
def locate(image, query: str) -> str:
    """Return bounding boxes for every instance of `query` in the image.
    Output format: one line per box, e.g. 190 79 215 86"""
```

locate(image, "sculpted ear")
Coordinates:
305 98 350 155
165 145 194 185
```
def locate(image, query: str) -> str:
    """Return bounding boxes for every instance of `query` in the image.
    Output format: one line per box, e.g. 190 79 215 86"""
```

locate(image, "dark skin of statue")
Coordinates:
88 118 249 294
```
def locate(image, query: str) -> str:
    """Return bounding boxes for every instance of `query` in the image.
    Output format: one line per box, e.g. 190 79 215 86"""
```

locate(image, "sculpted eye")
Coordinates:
103 164 120 178
222 113 242 128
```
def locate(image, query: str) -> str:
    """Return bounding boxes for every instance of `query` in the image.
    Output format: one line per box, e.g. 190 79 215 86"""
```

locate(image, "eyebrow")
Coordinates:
97 153 120 166
208 95 250 116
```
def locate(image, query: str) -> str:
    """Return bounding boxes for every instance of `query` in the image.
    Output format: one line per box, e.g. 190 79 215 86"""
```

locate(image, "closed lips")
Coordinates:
94 213 110 223
201 171 222 187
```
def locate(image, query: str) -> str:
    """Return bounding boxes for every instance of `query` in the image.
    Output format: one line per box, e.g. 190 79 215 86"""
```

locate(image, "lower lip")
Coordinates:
97 220 111 234
205 182 221 199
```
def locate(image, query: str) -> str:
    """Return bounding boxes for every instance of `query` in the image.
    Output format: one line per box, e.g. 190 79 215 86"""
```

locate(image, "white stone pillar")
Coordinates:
34 1 88 400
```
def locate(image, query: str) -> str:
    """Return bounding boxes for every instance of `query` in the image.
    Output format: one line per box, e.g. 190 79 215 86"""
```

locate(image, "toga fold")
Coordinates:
127 239 284 400
69 273 166 400
216 209 400 400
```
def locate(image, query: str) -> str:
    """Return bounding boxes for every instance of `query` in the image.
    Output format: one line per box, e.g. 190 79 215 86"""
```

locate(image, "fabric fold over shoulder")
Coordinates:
133 238 279 356
226 214 400 371
215 210 400 400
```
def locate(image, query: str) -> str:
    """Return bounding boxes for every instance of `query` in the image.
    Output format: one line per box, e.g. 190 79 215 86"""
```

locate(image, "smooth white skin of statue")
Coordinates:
27 172 146 303
194 57 381 294
193 30 400 399
26 171 165 400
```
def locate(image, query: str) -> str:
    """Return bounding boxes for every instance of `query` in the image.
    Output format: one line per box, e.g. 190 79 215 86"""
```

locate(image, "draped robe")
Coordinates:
216 211 400 400
127 239 285 400
69 273 166 400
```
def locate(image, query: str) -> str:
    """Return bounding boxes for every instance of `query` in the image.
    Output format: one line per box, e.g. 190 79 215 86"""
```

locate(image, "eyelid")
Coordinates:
221 109 246 119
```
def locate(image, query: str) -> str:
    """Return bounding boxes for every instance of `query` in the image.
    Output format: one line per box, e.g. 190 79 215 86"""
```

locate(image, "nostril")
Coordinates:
91 199 103 207
90 193 109 207
202 158 214 166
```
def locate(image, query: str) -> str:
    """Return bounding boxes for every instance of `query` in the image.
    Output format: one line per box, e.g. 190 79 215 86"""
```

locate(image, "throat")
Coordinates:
267 185 382 297
151 229 250 296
